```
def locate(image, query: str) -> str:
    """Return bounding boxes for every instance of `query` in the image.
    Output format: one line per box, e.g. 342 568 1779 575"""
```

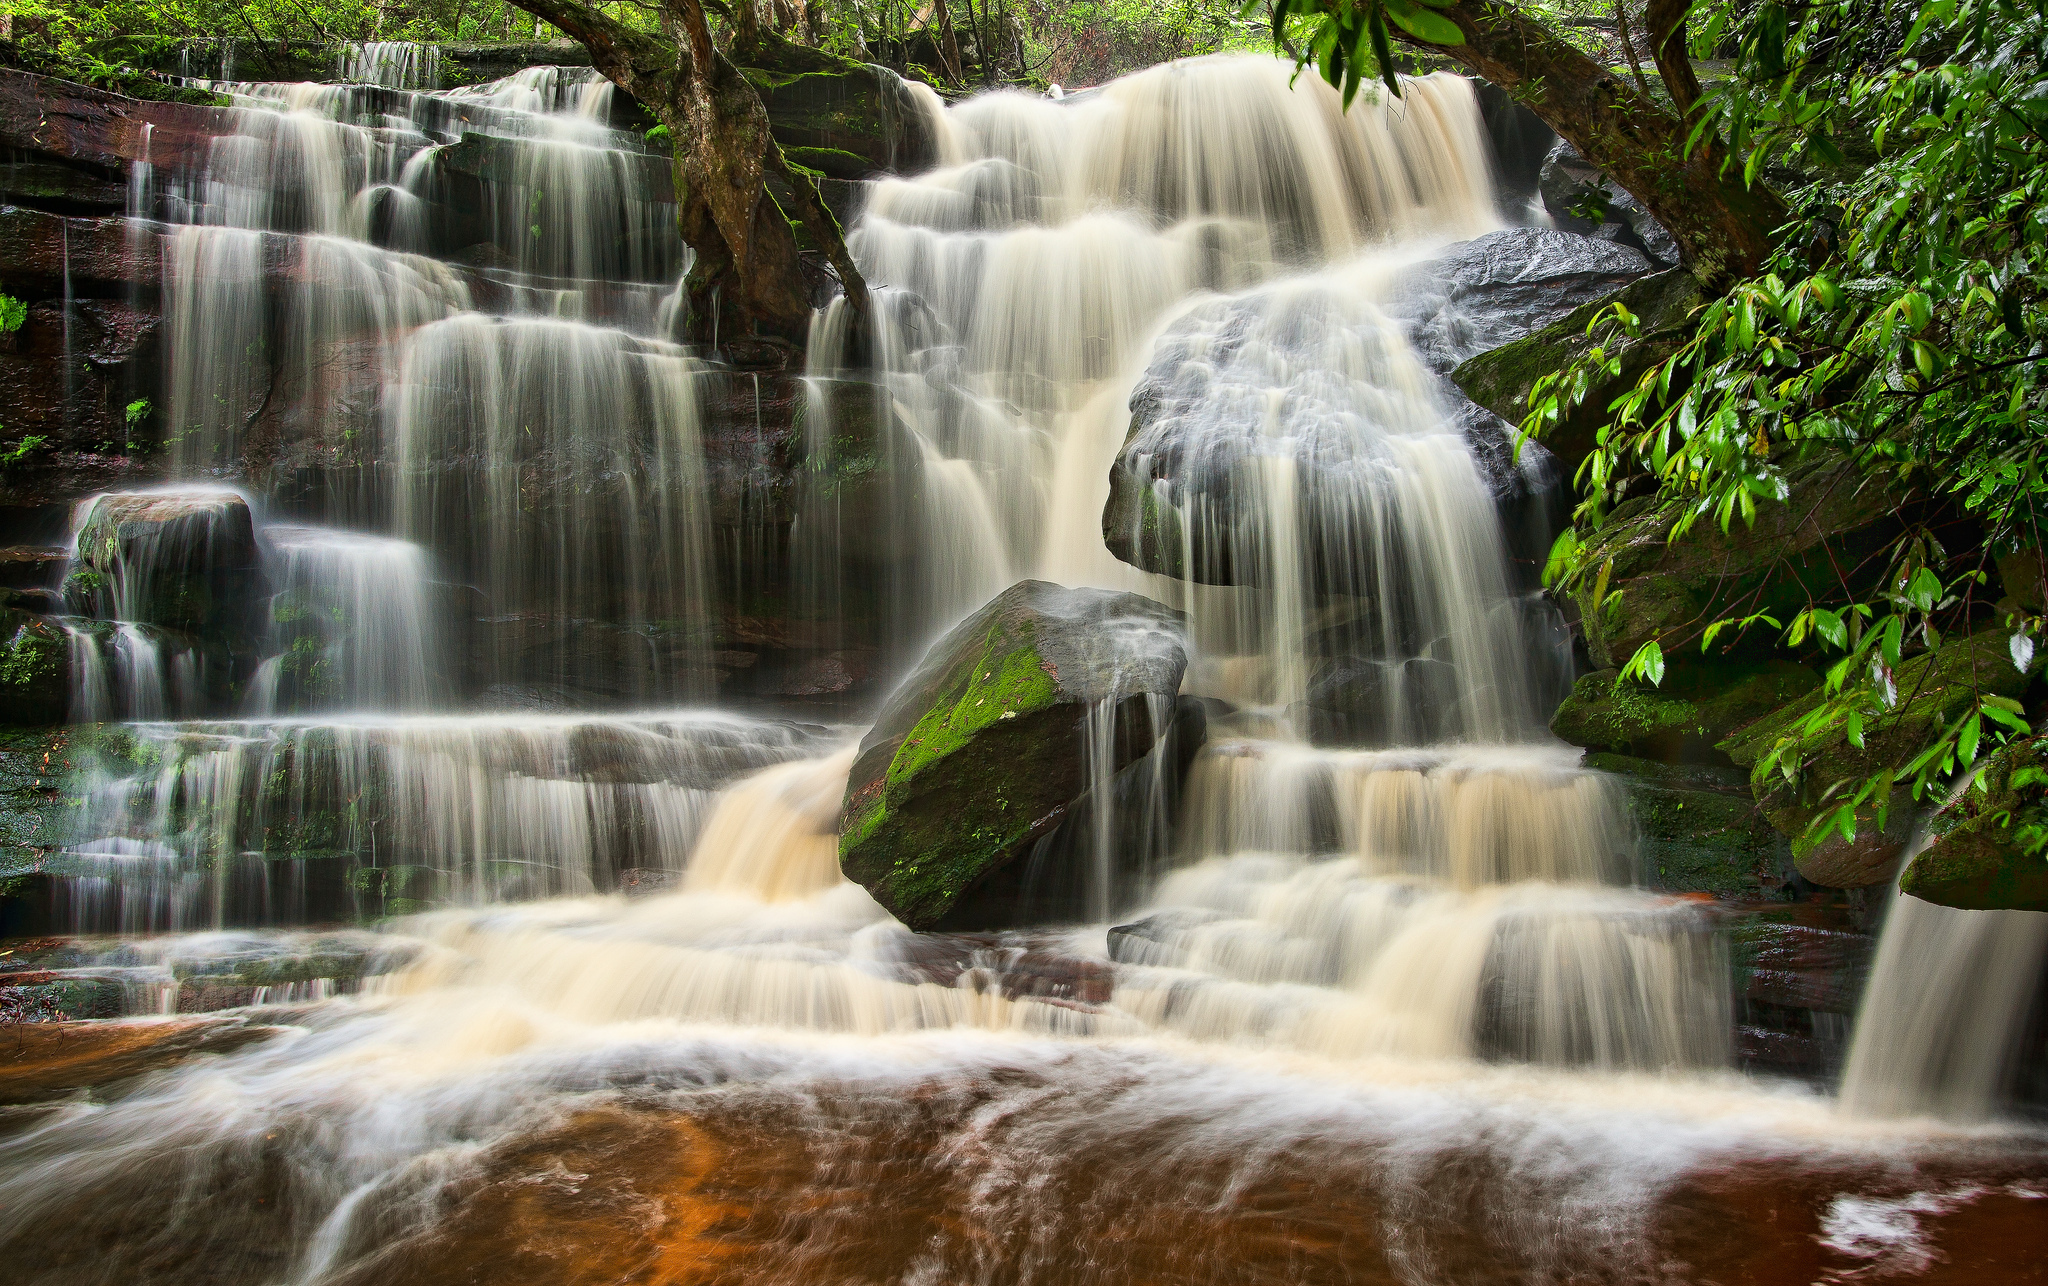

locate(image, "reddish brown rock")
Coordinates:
0 1016 284 1105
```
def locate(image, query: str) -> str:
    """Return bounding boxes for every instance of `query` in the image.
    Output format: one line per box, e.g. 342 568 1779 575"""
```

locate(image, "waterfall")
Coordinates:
388 315 712 700
54 712 828 933
1839 890 2048 1119
253 525 446 712
12 51 2048 1284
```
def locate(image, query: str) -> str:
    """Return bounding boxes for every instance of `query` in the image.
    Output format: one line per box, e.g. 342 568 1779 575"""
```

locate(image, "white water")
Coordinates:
1841 891 2048 1120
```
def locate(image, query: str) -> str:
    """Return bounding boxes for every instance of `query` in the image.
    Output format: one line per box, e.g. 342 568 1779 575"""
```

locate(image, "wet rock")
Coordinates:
1566 454 1900 674
1538 138 1681 269
1450 267 1702 480
1584 754 1792 897
1298 654 1460 747
1552 661 1820 763
1393 227 1651 375
1900 736 2048 911
1104 281 1554 588
0 607 70 724
0 68 227 186
0 546 66 590
1723 627 2044 887
65 488 261 641
0 1015 285 1105
839 580 1188 929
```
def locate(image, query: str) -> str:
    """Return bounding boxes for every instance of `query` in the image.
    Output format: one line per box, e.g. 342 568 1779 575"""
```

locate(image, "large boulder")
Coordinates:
838 580 1190 929
1722 627 2044 888
1389 227 1652 375
64 488 260 641
1899 736 2048 912
1538 138 1681 269
1451 267 1702 481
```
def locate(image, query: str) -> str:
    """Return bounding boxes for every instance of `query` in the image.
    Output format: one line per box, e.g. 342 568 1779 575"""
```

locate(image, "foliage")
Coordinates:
1529 0 2048 851
1262 0 1463 105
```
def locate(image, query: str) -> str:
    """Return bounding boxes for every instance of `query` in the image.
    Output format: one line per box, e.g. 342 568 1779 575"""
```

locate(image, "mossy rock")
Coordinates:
1585 753 1792 896
1450 268 1701 479
1721 627 2043 888
839 580 1188 929
1551 660 1819 762
1568 453 1900 672
68 489 260 641
1899 736 2048 912
739 33 937 178
1 607 69 724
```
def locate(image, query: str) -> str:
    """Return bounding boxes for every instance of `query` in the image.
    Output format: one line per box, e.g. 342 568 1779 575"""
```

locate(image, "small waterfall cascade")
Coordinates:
1839 890 2048 1119
54 713 831 934
56 487 252 722
250 525 446 712
337 41 441 90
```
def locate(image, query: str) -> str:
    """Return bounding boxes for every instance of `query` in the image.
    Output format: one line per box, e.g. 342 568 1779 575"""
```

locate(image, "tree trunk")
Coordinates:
1382 0 1782 286
1644 0 1703 118
932 0 967 87
506 0 869 349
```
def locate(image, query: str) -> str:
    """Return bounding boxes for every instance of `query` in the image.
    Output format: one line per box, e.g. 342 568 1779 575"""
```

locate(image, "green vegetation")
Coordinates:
1520 0 2048 862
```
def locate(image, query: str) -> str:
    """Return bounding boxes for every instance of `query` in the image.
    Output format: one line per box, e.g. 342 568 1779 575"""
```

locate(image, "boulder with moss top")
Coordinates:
838 580 1189 929
1898 736 2048 912
1720 627 2044 888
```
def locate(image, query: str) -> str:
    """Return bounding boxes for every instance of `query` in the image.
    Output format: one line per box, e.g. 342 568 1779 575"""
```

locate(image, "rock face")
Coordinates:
1537 138 1682 269
838 581 1189 929
1450 267 1702 481
0 609 69 723
1103 227 1643 586
1586 754 1794 896
1723 627 2043 887
1551 660 1820 762
1900 736 2048 911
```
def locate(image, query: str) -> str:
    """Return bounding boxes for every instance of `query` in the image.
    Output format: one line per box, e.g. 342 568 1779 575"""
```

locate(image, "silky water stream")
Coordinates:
4 52 2046 1286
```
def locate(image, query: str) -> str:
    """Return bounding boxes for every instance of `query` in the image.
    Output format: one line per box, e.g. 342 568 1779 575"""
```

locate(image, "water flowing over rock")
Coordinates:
839 580 1189 929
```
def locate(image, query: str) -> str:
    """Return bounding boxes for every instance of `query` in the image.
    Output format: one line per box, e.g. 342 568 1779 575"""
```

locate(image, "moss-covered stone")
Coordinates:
1451 267 1702 479
1585 753 1793 895
1551 660 1819 761
1721 626 2042 888
1568 453 1899 672
1898 736 2048 912
839 580 1188 929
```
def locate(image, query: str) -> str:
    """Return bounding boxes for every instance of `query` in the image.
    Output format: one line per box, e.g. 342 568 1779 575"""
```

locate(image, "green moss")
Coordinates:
887 625 1059 786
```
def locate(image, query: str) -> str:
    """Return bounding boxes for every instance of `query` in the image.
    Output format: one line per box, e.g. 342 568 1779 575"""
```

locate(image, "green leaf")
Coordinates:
1380 0 1463 44
1623 640 1666 687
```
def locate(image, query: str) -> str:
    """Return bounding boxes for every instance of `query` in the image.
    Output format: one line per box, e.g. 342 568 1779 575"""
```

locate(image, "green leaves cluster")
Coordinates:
1530 0 2048 849
1263 0 1463 104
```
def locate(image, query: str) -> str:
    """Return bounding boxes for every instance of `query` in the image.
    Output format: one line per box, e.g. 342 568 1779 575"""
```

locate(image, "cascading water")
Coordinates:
7 50 2047 1286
